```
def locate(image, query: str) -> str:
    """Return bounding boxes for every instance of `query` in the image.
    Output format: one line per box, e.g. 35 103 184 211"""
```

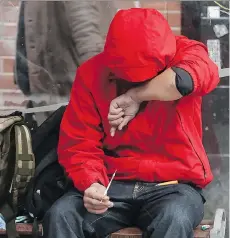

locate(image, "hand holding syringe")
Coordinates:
100 170 117 203
83 171 116 214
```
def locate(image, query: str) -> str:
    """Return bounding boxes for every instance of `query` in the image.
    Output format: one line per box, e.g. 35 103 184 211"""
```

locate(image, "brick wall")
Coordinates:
0 0 22 109
0 1 181 108
142 1 181 35
114 1 181 35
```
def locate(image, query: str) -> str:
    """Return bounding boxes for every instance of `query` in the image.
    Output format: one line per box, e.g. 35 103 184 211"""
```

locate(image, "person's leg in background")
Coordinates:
43 181 139 238
135 183 204 238
31 100 54 126
23 100 54 128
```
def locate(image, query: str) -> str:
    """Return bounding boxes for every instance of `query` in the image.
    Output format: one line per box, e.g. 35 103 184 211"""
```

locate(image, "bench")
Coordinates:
0 209 226 238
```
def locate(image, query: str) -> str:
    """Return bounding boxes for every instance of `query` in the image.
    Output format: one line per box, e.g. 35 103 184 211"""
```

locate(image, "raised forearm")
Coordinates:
128 68 183 102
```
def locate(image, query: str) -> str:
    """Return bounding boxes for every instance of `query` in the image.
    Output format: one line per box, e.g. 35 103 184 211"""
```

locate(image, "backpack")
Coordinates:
0 111 35 238
25 106 69 236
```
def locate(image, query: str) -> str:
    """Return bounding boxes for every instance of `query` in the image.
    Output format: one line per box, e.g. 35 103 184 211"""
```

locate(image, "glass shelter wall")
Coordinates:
0 0 229 236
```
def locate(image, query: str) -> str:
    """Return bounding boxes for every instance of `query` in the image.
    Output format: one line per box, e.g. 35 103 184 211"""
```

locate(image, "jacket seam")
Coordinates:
176 109 206 181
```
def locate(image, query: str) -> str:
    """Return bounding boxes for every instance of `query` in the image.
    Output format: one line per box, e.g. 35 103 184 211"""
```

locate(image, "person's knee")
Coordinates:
42 193 85 237
166 205 192 228
162 196 203 230
44 193 83 223
44 197 69 221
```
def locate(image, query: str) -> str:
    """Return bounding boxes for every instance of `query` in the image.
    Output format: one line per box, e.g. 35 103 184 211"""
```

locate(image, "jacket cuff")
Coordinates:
71 171 109 192
172 66 194 96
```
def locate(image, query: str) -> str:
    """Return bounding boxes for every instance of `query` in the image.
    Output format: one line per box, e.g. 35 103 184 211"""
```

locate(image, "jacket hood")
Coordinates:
103 8 176 82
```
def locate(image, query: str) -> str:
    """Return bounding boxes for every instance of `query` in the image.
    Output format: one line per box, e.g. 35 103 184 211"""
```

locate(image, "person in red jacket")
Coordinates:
43 8 219 238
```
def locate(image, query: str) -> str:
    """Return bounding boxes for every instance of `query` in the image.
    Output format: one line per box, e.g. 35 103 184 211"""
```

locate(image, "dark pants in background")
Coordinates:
43 181 204 238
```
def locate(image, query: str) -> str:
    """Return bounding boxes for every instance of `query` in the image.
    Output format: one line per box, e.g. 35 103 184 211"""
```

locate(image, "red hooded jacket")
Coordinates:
58 9 220 192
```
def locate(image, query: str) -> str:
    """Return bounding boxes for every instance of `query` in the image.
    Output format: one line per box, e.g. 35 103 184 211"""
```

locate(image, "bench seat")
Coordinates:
0 209 226 238
0 220 213 238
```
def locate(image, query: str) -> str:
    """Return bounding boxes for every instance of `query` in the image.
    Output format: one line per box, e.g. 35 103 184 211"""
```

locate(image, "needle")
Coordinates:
100 170 117 203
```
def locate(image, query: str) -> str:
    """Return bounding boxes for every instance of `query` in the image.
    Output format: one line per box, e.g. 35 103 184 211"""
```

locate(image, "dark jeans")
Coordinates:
43 181 205 238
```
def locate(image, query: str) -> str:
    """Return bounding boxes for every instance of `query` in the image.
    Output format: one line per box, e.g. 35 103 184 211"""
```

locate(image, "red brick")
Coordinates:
167 2 181 11
167 13 181 27
4 101 26 107
114 0 137 9
2 6 20 24
3 58 15 73
1 0 20 7
0 41 16 57
0 59 3 73
0 25 17 39
142 1 167 10
0 74 17 89
2 91 25 99
172 29 181 36
2 92 27 107
160 12 167 18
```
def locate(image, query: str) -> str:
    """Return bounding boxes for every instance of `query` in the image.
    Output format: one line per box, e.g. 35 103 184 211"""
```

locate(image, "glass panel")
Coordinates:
0 1 229 236
181 2 229 233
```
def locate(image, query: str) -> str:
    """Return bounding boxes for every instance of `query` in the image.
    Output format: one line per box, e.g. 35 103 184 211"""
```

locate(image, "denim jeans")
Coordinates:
43 181 205 238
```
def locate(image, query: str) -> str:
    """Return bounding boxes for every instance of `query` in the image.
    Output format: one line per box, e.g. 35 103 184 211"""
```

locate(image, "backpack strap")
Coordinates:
1 203 18 238
10 124 35 210
2 123 35 238
0 116 34 238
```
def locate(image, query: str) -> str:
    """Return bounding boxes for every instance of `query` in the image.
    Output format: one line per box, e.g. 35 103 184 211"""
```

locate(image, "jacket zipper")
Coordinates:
176 110 206 180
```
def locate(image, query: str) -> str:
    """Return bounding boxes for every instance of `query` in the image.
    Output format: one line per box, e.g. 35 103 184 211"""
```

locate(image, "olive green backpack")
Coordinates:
0 111 35 238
